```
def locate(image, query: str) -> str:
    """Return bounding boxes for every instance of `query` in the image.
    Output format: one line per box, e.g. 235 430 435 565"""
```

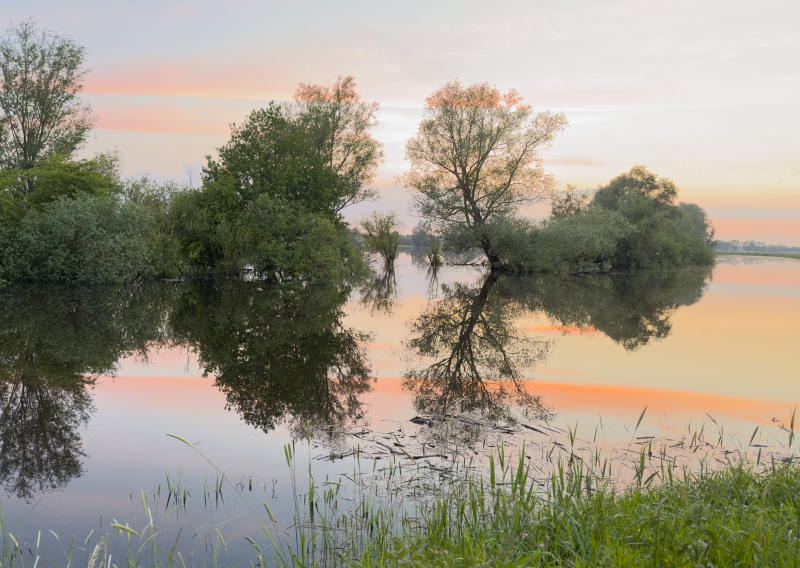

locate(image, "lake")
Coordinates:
1 254 797 565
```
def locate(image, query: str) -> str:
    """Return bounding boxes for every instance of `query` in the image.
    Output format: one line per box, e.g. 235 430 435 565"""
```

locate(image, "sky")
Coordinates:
8 0 800 243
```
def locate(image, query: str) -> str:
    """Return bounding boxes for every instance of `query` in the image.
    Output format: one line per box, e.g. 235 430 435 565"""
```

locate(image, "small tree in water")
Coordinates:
359 211 400 270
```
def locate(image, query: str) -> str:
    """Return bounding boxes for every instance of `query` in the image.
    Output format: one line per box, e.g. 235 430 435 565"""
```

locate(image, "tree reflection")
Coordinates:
499 267 712 350
0 379 92 501
0 285 171 500
404 267 712 421
359 269 397 315
169 282 374 437
404 273 552 422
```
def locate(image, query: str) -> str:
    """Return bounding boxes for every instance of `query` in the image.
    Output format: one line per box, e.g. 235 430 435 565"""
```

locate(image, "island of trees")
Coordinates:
0 21 715 286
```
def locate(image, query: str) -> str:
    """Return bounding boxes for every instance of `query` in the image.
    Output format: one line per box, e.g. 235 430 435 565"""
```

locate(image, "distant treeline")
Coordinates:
715 240 800 253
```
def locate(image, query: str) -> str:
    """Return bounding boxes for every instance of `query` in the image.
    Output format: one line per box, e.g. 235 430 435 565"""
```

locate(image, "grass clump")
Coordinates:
362 455 800 567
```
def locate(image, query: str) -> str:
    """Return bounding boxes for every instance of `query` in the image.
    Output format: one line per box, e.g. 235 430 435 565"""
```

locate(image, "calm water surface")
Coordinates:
1 254 797 565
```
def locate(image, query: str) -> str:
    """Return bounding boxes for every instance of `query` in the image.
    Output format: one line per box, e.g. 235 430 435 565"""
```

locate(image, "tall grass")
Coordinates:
0 411 797 567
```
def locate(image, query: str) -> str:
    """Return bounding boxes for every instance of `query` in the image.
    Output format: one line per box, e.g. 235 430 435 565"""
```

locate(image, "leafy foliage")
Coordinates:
203 104 347 217
591 166 715 269
359 211 401 269
0 194 153 284
174 104 366 280
0 21 95 173
121 174 186 278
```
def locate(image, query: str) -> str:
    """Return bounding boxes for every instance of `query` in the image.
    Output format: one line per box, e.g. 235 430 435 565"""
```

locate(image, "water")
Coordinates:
0 254 797 565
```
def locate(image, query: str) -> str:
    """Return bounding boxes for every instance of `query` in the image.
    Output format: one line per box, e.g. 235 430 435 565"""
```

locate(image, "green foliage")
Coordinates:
245 194 363 281
24 154 119 205
365 457 800 567
592 166 716 270
0 194 153 284
359 211 401 269
0 154 120 222
173 104 365 280
593 164 678 211
0 20 95 172
121 175 185 278
550 183 590 219
491 208 634 274
293 75 383 211
203 104 347 217
426 235 443 266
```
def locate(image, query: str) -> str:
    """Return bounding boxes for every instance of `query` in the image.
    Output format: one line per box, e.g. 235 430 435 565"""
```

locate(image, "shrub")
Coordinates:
1 194 152 284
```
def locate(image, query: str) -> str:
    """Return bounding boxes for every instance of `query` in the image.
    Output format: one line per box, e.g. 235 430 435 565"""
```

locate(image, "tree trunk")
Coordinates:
481 235 502 271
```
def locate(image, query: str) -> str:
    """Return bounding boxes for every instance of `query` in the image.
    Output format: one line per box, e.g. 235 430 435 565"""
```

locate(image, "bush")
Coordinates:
246 194 365 282
592 166 716 270
473 209 635 274
0 194 153 284
121 175 186 278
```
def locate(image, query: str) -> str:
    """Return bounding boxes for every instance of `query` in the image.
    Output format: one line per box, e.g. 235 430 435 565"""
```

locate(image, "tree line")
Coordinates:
0 20 716 285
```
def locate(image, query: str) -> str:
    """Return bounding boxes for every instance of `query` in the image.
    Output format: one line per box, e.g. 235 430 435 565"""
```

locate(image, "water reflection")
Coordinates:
0 266 713 498
169 282 374 438
404 273 552 422
501 268 712 350
359 269 397 315
0 286 169 500
404 268 712 421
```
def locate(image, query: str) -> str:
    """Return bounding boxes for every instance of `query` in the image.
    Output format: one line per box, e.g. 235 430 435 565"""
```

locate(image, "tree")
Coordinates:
359 211 400 269
293 75 383 211
0 21 95 180
177 104 367 278
402 81 567 269
203 104 345 217
591 166 715 269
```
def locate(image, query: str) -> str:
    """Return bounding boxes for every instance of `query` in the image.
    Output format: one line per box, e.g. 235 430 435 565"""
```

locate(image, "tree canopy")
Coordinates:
293 75 383 211
402 81 567 268
0 21 94 174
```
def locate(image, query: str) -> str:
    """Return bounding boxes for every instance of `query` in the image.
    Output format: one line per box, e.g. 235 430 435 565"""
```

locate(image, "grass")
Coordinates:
717 252 800 261
353 452 800 567
1 413 798 567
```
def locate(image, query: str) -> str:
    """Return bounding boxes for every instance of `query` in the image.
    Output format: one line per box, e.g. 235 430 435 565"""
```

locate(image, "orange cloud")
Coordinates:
526 381 786 425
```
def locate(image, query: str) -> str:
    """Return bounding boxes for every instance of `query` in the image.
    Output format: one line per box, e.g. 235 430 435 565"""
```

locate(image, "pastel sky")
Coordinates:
9 0 800 243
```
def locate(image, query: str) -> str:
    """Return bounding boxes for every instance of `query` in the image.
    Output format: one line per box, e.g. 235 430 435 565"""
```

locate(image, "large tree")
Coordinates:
293 75 383 211
0 21 95 181
402 81 567 269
